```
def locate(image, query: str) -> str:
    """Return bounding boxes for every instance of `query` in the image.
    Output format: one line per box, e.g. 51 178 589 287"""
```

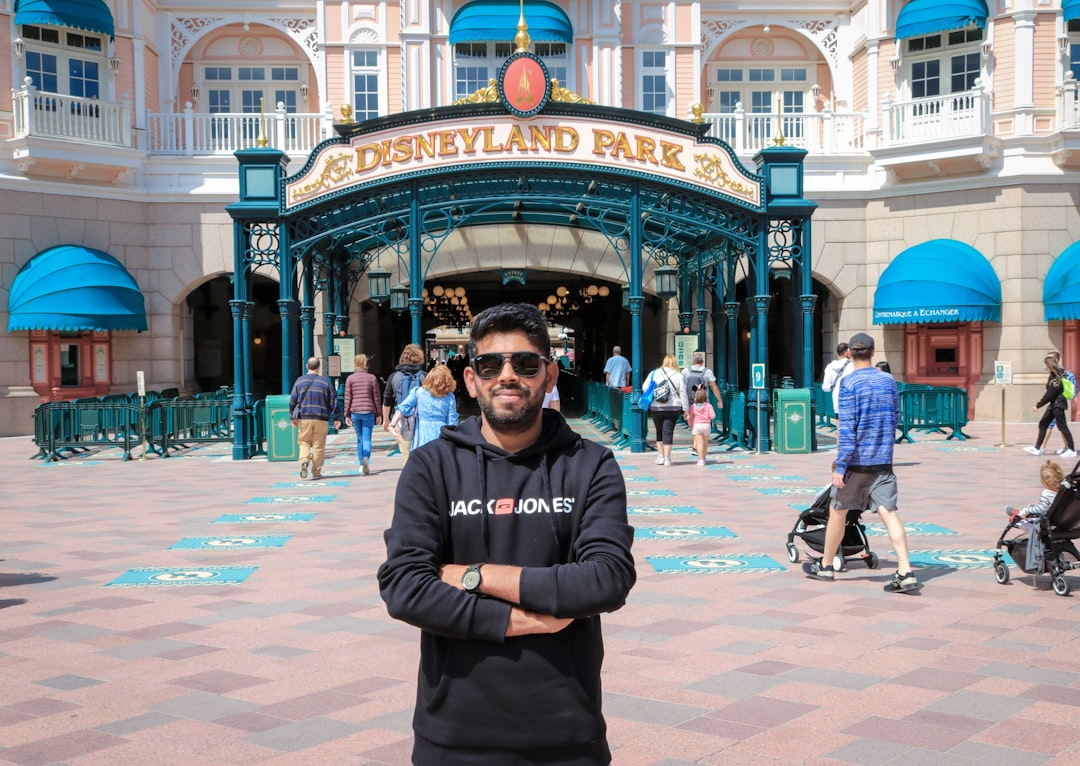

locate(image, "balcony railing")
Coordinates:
882 85 989 145
700 106 866 155
12 79 132 147
146 104 334 156
1058 75 1080 131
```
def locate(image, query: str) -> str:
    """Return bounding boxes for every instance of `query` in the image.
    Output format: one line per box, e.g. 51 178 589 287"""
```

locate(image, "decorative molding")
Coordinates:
170 15 322 106
171 17 225 67
701 17 839 72
270 18 320 55
788 18 839 71
350 27 380 45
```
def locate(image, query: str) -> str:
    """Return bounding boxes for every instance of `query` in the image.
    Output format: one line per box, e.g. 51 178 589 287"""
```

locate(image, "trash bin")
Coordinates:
265 395 299 462
772 388 812 454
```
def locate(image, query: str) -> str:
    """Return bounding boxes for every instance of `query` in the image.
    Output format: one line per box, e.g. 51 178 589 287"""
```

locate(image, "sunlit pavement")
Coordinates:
2 417 1079 765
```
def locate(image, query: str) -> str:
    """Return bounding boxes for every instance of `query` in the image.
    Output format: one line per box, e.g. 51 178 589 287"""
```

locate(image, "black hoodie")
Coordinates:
378 410 636 764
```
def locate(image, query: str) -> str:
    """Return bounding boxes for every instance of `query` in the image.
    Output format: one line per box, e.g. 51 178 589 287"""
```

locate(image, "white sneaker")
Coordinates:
1061 449 1078 459
696 460 706 466
663 458 672 467
655 455 665 465
1056 448 1069 455
1023 446 1045 455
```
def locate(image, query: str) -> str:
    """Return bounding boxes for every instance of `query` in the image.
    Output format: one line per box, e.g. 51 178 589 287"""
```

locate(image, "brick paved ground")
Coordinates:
2 415 1080 765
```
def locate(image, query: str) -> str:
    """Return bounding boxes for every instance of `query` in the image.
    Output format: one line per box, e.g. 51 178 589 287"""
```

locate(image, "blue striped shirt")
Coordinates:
289 372 337 421
835 367 898 474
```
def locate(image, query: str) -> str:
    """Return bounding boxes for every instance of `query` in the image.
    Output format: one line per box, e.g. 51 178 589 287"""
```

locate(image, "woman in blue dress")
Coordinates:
390 363 459 450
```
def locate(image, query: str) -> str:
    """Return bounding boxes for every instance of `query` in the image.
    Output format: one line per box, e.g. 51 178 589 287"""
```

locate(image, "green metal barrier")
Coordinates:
32 400 142 461
896 386 970 443
715 392 752 451
151 395 234 455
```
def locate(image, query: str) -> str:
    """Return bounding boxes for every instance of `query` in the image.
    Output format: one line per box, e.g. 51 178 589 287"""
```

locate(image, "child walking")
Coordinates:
687 388 717 466
1005 460 1064 531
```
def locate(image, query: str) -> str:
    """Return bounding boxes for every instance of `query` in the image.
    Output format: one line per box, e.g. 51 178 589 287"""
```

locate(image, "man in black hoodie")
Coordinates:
378 303 637 765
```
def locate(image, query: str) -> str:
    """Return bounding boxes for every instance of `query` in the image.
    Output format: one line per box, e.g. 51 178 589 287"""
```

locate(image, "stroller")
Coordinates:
992 463 1080 596
786 485 880 571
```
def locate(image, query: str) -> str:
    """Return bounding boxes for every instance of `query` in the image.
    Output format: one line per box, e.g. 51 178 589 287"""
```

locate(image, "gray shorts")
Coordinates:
834 470 898 512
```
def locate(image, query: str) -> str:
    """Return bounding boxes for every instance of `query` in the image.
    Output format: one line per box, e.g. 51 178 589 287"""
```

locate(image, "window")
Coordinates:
59 337 79 386
534 42 568 87
1069 20 1080 80
452 42 571 101
19 24 105 100
200 64 302 113
641 50 669 115
904 27 983 101
351 50 381 121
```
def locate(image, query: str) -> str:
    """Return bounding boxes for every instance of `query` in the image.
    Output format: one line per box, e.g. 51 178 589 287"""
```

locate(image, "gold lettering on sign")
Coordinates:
287 121 759 207
693 153 753 199
290 153 353 202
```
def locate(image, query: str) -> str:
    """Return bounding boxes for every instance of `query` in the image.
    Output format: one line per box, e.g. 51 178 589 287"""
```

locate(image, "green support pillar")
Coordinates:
227 147 289 460
754 144 817 453
629 185 646 453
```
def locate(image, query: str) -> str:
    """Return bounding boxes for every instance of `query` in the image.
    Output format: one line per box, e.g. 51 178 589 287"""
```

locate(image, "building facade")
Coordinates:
2 0 1078 436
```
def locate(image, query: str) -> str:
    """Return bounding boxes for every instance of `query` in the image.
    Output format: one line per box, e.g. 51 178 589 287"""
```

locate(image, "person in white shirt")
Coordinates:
542 385 561 411
821 342 852 417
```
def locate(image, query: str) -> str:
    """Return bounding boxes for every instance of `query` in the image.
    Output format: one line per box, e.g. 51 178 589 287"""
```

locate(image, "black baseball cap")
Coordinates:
849 332 875 350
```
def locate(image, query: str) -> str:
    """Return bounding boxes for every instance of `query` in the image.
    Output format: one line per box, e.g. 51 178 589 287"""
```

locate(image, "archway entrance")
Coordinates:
227 51 816 458
186 274 282 398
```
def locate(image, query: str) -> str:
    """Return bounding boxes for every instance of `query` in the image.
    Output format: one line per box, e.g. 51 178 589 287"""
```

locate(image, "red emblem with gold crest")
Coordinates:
497 52 551 118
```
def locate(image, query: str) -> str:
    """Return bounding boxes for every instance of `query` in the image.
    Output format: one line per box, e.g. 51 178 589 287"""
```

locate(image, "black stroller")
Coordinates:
786 485 880 571
993 462 1080 596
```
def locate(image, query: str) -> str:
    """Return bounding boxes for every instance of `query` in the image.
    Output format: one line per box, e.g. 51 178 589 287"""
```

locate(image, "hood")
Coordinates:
441 409 581 457
394 362 424 375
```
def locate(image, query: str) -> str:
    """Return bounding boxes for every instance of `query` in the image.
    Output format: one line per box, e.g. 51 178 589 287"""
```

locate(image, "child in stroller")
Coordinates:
786 482 879 571
993 459 1080 596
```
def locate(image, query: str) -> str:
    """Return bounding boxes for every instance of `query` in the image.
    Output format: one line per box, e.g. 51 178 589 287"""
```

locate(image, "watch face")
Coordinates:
462 569 481 591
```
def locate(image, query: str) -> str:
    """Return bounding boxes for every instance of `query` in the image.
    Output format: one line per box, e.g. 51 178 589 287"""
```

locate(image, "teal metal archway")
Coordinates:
227 95 816 458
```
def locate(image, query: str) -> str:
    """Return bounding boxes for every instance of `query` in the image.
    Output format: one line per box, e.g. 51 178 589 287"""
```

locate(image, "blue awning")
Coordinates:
13 0 115 39
450 0 572 44
873 239 1001 325
1066 0 1080 23
1044 241 1080 321
7 245 147 332
895 0 988 41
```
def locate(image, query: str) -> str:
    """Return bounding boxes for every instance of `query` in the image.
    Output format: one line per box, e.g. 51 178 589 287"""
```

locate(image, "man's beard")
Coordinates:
477 383 543 434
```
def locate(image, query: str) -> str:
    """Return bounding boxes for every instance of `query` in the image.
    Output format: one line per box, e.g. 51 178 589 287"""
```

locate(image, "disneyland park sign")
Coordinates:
285 52 762 212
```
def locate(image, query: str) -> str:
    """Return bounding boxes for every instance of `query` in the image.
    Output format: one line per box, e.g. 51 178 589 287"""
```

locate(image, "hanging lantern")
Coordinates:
654 264 678 300
367 266 391 304
390 283 409 313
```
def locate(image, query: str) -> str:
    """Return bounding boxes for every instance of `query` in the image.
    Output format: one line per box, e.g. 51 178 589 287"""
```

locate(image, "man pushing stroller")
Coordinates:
805 333 920 593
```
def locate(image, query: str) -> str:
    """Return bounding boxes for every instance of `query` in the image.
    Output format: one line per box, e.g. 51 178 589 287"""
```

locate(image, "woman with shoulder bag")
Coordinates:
343 354 383 475
644 354 687 466
1025 354 1077 458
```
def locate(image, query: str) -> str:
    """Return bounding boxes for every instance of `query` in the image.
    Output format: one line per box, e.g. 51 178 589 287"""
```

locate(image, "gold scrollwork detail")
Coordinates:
454 78 500 105
693 153 753 198
291 153 353 201
550 78 593 105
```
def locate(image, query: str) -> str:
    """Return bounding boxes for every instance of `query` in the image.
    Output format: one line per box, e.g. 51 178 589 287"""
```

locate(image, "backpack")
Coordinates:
684 366 708 402
1063 370 1076 401
394 369 423 407
652 371 673 403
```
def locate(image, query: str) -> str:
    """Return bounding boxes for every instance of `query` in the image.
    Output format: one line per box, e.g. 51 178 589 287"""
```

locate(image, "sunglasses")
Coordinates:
471 352 548 379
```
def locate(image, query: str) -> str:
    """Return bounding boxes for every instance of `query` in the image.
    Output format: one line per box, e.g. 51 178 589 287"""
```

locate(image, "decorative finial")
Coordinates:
690 102 704 124
514 0 531 53
256 97 268 147
340 103 354 124
772 94 785 146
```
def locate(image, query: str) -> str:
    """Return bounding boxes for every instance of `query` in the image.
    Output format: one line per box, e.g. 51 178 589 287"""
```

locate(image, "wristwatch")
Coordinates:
461 564 484 594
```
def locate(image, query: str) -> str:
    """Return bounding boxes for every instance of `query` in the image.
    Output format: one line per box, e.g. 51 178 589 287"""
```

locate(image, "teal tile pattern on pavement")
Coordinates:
104 566 260 587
